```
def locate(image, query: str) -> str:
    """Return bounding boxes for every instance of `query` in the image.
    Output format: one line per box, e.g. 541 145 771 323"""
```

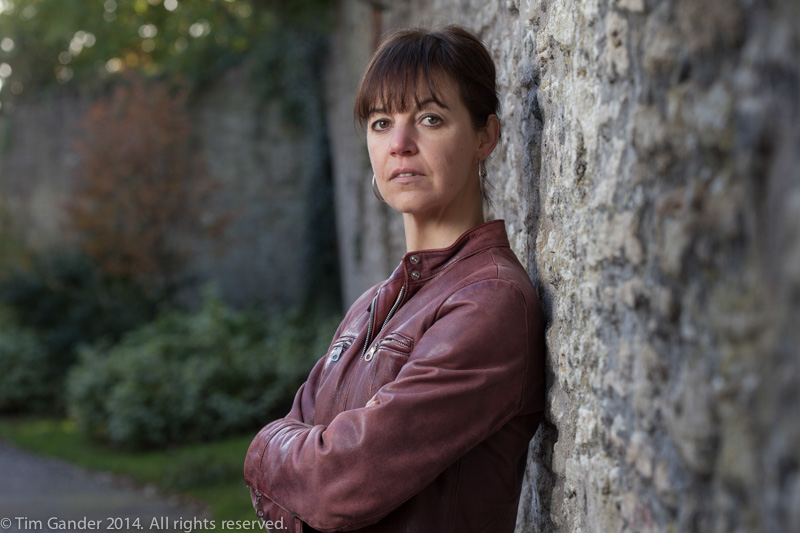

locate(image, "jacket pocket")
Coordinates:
368 332 414 397
321 335 355 378
327 336 355 363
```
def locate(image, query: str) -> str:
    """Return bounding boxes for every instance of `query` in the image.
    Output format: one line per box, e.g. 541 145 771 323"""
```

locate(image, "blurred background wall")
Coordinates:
1 0 799 531
0 65 334 309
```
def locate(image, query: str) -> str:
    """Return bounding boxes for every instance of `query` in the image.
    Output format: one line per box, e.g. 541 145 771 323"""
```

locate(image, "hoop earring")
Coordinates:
372 174 386 203
479 160 488 198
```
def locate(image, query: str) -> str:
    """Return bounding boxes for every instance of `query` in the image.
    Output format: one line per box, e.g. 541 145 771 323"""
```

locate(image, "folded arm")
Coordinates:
244 280 534 531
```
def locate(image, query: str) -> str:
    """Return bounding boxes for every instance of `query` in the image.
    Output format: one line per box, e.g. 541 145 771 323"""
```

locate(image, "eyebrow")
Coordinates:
368 97 450 116
415 98 449 110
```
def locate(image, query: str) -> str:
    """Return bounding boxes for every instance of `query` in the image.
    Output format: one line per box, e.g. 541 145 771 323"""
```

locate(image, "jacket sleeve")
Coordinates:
244 279 538 532
284 353 326 424
244 330 337 530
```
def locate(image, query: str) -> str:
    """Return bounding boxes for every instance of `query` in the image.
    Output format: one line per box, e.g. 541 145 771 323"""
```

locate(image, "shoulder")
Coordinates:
441 245 539 309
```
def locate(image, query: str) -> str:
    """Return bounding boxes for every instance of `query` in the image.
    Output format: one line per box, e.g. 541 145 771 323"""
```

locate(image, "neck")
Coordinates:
403 202 485 252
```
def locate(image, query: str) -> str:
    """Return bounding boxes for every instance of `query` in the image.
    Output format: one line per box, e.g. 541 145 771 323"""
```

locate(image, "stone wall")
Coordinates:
325 0 800 531
0 93 86 252
0 63 334 309
189 64 335 309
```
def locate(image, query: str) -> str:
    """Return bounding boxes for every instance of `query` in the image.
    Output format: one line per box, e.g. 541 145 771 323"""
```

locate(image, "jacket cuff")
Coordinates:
244 419 313 494
248 486 304 532
244 421 284 488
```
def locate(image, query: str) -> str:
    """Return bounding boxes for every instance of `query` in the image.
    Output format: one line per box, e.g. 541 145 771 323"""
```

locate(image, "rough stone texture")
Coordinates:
326 0 800 531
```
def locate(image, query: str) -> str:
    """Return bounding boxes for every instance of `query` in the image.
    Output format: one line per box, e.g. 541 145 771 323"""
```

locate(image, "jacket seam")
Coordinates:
419 242 510 282
258 424 291 470
491 250 531 412
340 308 371 411
439 277 530 414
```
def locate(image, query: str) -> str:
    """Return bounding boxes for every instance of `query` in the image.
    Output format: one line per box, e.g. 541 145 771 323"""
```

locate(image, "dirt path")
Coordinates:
0 440 206 532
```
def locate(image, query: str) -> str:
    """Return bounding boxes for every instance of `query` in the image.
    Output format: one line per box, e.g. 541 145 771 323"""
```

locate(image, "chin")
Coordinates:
387 202 418 215
385 197 422 214
388 190 439 211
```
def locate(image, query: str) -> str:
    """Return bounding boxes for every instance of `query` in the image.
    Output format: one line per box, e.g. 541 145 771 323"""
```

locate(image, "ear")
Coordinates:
475 114 500 162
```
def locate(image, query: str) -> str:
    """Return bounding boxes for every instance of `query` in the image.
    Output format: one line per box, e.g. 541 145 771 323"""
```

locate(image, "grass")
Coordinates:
0 417 258 528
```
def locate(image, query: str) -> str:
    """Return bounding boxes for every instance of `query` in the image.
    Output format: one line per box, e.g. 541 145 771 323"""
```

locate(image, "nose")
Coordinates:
389 122 418 156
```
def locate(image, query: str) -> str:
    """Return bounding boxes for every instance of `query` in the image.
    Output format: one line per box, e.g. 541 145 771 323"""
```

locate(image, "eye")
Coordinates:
421 114 442 127
370 118 391 132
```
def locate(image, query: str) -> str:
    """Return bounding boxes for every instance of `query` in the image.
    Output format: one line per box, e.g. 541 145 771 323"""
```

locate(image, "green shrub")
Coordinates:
0 250 157 412
67 289 339 449
0 251 157 366
0 308 51 413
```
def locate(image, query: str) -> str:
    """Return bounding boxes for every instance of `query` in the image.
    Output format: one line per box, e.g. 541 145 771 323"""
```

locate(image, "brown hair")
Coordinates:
354 25 499 134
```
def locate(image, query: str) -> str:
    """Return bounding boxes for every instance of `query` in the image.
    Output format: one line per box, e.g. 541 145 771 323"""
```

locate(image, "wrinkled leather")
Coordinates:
244 220 545 532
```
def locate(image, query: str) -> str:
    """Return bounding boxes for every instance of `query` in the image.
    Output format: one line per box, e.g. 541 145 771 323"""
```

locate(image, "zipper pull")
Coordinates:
330 345 344 362
364 340 380 362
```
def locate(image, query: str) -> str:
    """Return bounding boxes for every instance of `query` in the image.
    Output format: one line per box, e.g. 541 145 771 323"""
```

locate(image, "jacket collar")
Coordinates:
365 220 510 347
391 219 510 289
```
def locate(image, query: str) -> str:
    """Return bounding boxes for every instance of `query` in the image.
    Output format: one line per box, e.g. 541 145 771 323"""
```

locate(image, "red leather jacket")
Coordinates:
244 220 545 532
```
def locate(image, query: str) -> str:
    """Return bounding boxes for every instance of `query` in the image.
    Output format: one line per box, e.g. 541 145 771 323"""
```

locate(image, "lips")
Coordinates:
390 168 425 180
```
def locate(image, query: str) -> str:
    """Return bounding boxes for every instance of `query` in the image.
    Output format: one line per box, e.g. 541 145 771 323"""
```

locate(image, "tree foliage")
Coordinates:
67 73 226 293
0 0 331 111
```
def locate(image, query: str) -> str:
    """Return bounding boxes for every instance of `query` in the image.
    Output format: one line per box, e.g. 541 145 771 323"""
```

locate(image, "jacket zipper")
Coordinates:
365 336 411 362
361 284 406 360
361 293 379 359
384 337 411 349
329 339 352 362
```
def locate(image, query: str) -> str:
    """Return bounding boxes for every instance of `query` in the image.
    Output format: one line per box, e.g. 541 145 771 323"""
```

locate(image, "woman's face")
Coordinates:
366 76 494 221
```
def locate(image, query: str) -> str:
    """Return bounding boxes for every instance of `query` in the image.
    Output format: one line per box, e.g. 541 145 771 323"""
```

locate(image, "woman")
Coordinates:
244 25 545 532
